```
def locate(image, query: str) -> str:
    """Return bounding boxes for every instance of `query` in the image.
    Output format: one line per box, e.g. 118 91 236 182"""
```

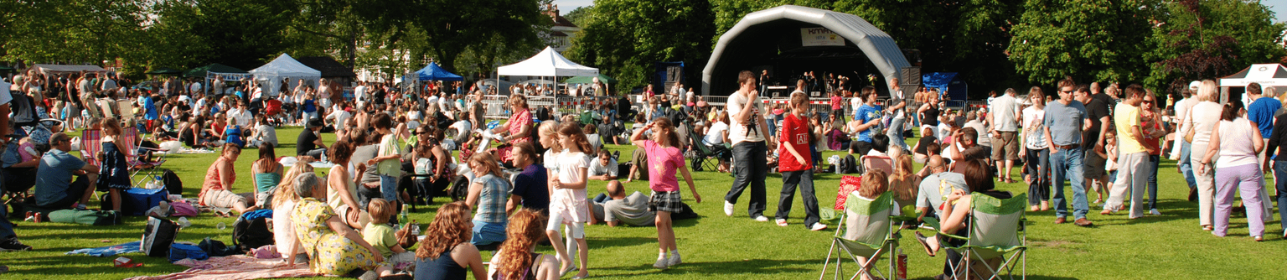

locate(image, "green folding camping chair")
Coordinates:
941 193 1028 280
820 191 898 280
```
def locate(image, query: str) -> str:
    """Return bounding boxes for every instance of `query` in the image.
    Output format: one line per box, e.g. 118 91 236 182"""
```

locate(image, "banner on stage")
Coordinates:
801 27 844 46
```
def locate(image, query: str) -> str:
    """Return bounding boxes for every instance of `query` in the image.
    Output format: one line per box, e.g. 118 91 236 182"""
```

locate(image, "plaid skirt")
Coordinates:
649 191 684 213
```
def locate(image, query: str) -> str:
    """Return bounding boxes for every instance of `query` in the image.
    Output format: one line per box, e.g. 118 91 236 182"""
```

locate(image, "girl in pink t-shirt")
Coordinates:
631 117 702 270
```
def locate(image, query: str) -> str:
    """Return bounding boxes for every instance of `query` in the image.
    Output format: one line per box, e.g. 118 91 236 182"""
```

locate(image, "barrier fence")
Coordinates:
479 93 978 121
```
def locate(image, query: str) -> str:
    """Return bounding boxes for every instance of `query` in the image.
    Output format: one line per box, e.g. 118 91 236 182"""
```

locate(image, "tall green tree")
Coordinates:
146 0 297 70
568 0 716 92
3 0 149 66
1145 0 1286 94
1007 0 1159 85
373 0 547 74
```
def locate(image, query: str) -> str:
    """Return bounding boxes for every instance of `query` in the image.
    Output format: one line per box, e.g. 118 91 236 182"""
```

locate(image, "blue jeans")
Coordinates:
1051 147 1089 219
1147 155 1160 210
1274 162 1287 230
886 116 910 151
1180 141 1197 188
1026 148 1051 206
471 220 507 246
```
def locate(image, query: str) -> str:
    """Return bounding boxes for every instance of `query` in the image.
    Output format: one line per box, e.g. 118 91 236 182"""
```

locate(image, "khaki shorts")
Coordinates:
334 203 371 229
201 189 250 209
991 131 1020 161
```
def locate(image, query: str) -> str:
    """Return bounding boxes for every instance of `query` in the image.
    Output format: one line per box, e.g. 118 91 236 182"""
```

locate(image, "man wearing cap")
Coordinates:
1174 81 1201 201
297 119 328 161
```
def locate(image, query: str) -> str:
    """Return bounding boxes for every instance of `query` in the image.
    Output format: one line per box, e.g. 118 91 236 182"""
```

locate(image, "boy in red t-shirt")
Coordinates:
775 92 827 231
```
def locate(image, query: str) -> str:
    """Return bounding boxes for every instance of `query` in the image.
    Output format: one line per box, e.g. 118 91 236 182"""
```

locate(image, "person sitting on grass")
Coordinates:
590 180 656 227
488 209 561 280
272 161 313 263
465 152 512 248
35 133 99 211
286 173 390 278
252 143 284 207
415 201 488 280
587 149 618 181
199 143 257 216
362 198 416 274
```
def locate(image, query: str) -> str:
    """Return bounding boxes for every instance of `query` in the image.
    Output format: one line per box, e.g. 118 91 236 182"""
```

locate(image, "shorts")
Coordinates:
1084 150 1107 179
991 131 1020 161
471 220 507 246
200 189 250 209
649 191 684 213
546 211 586 239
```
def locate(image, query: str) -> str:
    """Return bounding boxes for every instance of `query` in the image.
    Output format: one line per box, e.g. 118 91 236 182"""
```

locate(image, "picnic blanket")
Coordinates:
66 241 141 257
125 255 319 280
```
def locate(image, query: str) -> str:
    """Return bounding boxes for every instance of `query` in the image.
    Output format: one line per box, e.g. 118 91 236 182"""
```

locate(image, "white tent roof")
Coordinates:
497 46 598 77
250 54 322 77
1219 63 1287 87
32 64 106 74
250 54 322 97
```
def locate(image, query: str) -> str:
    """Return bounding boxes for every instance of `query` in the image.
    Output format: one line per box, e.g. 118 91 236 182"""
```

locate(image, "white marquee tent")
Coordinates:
1218 63 1287 104
496 47 597 93
250 54 322 97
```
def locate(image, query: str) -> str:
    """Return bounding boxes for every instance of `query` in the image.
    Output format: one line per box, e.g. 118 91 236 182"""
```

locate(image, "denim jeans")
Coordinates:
726 141 768 218
1147 154 1160 210
1180 141 1197 188
379 174 399 205
886 116 910 152
1025 148 1050 206
1274 161 1287 231
1050 147 1089 219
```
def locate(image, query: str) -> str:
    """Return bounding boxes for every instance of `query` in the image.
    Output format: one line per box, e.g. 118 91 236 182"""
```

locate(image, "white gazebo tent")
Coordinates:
496 46 598 94
250 54 322 97
1218 63 1287 104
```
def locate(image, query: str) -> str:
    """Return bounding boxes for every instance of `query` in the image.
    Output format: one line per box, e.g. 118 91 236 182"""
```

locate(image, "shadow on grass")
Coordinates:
592 258 817 278
585 237 656 249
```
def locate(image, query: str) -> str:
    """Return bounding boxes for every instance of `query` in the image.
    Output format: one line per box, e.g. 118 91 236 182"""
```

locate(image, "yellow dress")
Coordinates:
292 198 380 275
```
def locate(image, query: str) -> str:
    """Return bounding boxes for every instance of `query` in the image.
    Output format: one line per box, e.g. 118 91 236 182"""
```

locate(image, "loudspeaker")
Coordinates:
900 67 921 86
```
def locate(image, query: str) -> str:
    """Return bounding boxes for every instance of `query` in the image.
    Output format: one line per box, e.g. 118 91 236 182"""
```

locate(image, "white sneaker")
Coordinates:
653 257 668 269
724 201 734 217
810 223 829 231
666 253 682 267
754 216 769 222
776 219 788 227
1150 209 1161 216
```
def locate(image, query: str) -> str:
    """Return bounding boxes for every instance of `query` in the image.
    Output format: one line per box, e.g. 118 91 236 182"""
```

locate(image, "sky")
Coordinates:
1268 0 1287 22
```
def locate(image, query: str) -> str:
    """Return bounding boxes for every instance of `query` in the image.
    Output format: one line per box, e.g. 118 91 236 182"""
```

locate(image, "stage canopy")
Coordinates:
701 5 910 97
250 54 321 97
498 46 598 77
415 62 463 81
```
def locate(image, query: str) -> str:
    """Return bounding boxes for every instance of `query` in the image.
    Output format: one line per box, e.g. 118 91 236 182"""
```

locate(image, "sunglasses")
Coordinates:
1142 100 1154 104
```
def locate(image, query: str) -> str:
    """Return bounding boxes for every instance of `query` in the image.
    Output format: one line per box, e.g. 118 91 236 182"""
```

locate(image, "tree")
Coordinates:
374 0 547 74
1007 0 1159 85
3 0 149 66
564 6 592 27
1145 0 1286 94
568 0 716 92
145 0 297 70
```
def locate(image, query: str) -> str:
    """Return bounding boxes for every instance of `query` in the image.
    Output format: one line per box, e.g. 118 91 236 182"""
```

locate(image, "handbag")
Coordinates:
1182 109 1195 143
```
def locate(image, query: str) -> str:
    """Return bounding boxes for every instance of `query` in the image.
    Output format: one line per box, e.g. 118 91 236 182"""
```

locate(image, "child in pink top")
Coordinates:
632 117 701 270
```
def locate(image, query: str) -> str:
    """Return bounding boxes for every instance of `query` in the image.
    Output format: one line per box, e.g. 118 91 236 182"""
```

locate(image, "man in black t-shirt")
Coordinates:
1076 86 1113 199
297 119 328 161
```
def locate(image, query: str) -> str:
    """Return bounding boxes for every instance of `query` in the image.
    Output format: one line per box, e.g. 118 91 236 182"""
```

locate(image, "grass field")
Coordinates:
1 126 1284 279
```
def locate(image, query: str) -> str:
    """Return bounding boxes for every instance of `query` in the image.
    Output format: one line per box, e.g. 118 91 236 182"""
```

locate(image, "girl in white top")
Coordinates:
1197 100 1267 239
1185 80 1224 230
546 123 595 279
1020 87 1049 211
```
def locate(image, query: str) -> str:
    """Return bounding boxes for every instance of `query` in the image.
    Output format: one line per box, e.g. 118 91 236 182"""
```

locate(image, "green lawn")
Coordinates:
1 127 1284 279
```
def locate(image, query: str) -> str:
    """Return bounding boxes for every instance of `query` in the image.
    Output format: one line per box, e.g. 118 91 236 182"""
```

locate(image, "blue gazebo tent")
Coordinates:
416 62 463 81
921 72 968 101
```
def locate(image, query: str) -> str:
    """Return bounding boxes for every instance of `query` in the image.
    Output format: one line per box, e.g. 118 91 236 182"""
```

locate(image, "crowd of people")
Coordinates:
2 64 1284 279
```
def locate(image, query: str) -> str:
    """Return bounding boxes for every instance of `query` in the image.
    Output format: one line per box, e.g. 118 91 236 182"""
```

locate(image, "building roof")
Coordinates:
296 56 356 78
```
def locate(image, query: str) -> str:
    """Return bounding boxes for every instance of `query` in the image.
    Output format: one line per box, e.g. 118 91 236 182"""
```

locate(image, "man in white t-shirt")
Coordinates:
325 104 351 136
354 81 367 109
230 102 253 127
988 88 1021 182
723 70 773 221
188 79 201 96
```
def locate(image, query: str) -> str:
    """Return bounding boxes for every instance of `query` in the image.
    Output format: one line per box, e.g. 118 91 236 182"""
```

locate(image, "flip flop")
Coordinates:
914 231 936 257
559 262 577 277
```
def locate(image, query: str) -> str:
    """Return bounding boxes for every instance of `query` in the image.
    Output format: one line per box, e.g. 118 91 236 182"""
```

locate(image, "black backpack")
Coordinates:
142 217 179 258
161 169 183 198
231 216 273 253
839 154 858 174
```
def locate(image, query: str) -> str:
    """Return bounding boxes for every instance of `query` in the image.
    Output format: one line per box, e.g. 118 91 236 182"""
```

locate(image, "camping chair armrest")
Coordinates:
922 217 941 231
939 232 969 242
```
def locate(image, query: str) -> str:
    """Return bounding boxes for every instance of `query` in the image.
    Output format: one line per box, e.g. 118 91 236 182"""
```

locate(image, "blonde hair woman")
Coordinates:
1185 80 1222 231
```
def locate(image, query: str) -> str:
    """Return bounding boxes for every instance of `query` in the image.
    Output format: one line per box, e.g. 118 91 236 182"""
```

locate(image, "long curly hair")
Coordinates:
496 209 546 280
417 201 472 260
271 161 314 208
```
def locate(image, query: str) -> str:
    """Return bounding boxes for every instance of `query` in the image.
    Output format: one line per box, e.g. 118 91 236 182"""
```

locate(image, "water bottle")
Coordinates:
177 217 191 228
410 220 420 236
399 208 409 224
216 222 226 231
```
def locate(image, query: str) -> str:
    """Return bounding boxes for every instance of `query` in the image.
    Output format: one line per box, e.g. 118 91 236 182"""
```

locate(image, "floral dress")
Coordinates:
292 198 380 275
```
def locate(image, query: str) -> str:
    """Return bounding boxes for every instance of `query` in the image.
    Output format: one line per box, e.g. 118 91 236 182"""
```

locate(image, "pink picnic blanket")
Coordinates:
125 255 320 280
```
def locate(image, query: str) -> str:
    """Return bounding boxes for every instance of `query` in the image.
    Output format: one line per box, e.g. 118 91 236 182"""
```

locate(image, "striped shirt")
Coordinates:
473 174 511 223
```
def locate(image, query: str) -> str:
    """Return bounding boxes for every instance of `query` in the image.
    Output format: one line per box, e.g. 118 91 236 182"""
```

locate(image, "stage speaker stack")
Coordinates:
899 66 921 100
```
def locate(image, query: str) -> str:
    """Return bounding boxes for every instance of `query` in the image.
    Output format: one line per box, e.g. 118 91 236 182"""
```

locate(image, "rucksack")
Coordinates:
232 214 274 254
161 169 183 195
838 154 858 174
143 217 179 258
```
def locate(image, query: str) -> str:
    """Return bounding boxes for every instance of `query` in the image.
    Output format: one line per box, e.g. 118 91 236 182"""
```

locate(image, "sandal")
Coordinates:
914 231 936 257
